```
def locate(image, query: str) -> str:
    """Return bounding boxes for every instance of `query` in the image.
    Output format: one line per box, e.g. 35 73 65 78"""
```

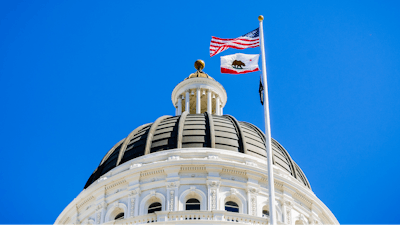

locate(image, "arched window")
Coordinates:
262 210 269 217
225 201 239 213
148 202 162 214
115 212 124 220
186 198 200 210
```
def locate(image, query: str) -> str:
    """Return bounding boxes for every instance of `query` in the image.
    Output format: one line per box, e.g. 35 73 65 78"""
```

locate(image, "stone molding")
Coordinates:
54 149 338 225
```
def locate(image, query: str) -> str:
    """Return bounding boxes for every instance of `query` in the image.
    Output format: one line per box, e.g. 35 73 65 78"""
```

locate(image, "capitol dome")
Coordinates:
84 113 311 190
55 62 338 225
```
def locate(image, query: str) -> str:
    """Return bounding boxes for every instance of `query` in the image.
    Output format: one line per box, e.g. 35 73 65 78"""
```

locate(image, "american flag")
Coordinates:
210 28 260 57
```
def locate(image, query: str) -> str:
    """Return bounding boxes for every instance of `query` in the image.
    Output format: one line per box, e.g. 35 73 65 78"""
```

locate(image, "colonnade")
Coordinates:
175 88 223 116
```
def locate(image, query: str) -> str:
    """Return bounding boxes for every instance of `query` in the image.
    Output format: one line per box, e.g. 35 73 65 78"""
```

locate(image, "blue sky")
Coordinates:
1 0 399 224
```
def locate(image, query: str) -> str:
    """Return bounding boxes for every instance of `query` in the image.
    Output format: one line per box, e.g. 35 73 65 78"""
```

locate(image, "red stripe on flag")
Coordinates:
210 32 260 57
220 67 260 74
210 41 259 47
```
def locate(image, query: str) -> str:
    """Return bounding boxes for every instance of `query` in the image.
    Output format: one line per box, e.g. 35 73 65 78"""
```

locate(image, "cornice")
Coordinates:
105 179 127 191
77 195 95 210
56 148 338 225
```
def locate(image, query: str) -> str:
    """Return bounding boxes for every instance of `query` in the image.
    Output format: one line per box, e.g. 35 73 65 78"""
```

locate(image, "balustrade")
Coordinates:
112 210 269 224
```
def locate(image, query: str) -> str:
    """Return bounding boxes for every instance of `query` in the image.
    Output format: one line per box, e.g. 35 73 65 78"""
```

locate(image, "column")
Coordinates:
185 90 190 113
196 88 201 114
177 97 182 116
220 104 223 115
216 96 221 115
207 90 212 114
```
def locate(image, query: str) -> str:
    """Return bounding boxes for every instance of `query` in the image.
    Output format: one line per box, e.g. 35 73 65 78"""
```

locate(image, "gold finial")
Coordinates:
258 15 264 21
194 60 205 71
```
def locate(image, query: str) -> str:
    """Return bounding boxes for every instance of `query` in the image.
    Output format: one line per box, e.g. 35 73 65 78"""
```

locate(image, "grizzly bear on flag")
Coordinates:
232 60 246 69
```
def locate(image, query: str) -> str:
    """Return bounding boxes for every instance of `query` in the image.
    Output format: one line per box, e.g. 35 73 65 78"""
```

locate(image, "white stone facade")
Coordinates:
54 149 338 225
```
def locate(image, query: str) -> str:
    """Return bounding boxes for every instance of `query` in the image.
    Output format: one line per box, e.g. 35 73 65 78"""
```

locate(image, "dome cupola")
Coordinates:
172 60 227 115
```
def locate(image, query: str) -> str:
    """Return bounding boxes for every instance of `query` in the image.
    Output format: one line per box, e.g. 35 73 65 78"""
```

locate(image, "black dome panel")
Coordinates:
84 113 311 189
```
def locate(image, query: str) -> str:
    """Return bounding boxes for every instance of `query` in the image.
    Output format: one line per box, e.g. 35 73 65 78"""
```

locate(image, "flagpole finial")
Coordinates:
194 60 205 71
258 15 264 21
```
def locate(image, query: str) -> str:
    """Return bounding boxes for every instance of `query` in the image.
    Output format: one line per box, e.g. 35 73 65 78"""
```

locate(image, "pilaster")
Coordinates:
246 186 260 216
207 180 221 210
128 188 140 218
283 200 293 225
166 181 180 211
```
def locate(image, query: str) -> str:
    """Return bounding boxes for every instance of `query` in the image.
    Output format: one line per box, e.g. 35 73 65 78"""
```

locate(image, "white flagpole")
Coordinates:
258 15 277 225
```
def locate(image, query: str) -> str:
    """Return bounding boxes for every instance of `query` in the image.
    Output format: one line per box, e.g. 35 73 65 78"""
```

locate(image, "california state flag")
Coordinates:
220 53 260 74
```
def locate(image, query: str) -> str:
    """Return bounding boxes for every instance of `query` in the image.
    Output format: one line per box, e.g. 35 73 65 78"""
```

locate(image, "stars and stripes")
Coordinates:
210 28 260 57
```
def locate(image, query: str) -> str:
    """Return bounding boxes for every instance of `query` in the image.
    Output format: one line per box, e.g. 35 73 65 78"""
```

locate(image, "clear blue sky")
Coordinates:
1 0 399 224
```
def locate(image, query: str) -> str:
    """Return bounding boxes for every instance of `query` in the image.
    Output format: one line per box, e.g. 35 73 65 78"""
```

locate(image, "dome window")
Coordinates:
115 212 124 220
225 201 239 213
185 198 200 210
148 202 162 214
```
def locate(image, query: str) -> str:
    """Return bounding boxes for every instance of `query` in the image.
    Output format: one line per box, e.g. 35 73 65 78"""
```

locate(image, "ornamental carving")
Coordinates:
246 161 257 167
167 182 178 188
285 200 293 207
130 163 142 169
168 156 180 161
207 180 220 188
169 190 174 211
208 155 219 160
96 212 101 224
97 176 108 183
130 197 135 217
129 189 138 196
287 210 291 224
96 203 105 211
230 188 239 196
247 187 259 194
251 196 256 216
211 189 217 210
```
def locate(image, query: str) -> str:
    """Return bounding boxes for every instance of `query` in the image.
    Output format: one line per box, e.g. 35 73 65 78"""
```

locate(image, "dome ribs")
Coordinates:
177 111 189 148
99 138 126 165
144 116 172 155
293 162 311 189
84 138 125 189
271 139 297 179
84 114 311 189
205 112 215 148
224 115 248 154
116 123 151 166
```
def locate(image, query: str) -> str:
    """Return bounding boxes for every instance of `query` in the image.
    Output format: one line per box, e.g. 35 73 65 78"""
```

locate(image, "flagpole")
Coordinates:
258 15 277 225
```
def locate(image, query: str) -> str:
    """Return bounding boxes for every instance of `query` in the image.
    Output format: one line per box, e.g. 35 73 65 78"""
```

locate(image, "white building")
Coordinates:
55 61 339 225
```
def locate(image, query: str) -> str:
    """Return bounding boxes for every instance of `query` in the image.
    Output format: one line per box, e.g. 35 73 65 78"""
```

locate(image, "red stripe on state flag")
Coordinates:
221 67 260 74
